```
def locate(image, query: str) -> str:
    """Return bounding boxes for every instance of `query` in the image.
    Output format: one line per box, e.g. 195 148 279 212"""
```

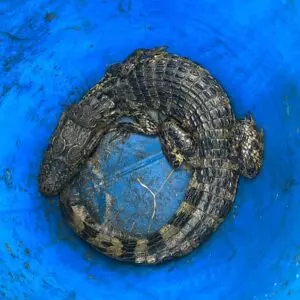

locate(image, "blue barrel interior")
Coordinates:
1 0 300 299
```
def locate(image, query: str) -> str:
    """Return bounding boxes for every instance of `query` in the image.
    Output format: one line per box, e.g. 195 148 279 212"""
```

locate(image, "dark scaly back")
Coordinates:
58 48 242 264
60 167 239 264
121 49 235 129
112 48 235 165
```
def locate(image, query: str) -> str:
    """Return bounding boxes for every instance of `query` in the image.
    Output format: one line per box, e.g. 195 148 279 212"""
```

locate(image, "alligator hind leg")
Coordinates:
107 113 159 145
119 114 158 135
111 114 158 137
159 119 196 169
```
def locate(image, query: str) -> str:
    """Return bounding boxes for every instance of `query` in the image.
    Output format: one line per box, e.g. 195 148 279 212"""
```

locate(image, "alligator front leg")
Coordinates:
159 119 196 169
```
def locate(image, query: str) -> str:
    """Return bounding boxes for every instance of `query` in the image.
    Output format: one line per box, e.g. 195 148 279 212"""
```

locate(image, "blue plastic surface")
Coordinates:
68 132 191 236
1 0 300 299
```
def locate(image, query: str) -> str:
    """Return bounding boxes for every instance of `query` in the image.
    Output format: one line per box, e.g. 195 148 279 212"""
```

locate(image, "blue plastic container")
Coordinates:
1 1 300 299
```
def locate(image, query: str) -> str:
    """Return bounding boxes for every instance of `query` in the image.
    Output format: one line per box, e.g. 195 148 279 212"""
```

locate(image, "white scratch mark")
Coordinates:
137 169 175 232
137 178 157 232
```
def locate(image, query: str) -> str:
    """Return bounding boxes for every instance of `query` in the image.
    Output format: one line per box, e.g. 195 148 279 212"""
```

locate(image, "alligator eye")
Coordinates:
69 105 82 119
43 164 50 171
248 167 257 176
251 140 258 149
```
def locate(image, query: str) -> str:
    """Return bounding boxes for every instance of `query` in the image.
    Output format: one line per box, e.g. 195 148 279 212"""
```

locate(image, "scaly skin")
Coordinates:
39 47 264 264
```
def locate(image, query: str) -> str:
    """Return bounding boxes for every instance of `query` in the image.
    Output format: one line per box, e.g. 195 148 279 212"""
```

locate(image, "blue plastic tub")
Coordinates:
1 0 300 299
